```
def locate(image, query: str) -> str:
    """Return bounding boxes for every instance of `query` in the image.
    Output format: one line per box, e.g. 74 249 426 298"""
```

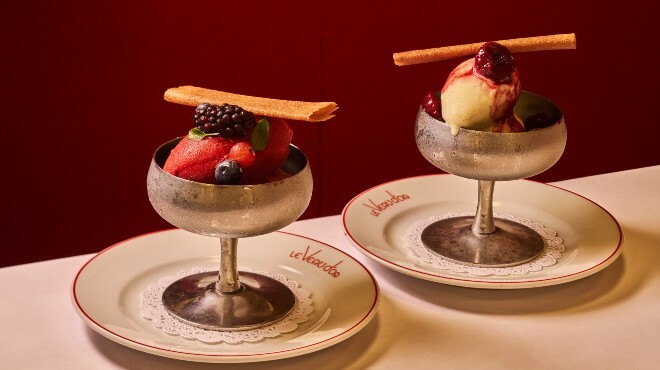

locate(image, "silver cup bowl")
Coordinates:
413 92 567 267
415 91 567 181
147 138 312 238
146 139 312 331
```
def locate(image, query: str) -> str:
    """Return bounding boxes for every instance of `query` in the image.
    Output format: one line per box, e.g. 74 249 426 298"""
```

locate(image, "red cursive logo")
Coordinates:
362 190 410 217
290 246 342 278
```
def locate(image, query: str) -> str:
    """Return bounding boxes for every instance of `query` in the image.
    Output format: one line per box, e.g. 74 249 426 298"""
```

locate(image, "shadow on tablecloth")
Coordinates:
372 223 660 315
370 253 629 315
85 312 385 370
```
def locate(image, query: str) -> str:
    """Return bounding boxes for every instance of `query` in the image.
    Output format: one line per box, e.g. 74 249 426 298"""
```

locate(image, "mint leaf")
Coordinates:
251 118 270 151
188 128 219 141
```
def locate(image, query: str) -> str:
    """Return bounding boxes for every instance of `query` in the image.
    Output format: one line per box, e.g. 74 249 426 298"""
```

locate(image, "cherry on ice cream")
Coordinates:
474 42 516 84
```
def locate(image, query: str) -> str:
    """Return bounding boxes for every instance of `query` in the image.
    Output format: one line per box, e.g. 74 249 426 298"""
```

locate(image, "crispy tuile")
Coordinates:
164 86 337 122
393 33 576 66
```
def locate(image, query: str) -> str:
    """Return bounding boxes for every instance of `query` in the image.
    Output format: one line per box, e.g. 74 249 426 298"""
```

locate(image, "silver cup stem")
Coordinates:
471 180 496 235
216 237 242 294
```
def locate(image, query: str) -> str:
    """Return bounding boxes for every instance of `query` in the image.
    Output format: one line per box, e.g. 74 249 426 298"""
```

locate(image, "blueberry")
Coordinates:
215 159 242 184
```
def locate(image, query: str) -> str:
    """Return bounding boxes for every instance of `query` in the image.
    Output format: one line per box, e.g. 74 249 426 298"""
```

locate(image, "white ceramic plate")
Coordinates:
72 230 379 363
342 174 623 289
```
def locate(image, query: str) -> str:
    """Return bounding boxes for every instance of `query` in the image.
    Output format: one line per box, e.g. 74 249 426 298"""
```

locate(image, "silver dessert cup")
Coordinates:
147 139 312 330
415 91 567 267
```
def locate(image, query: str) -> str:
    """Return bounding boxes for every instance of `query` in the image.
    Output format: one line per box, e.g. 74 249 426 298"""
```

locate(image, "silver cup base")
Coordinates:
420 216 545 267
162 271 296 331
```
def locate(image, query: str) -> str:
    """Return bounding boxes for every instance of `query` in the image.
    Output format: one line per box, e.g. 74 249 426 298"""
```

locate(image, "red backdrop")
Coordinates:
2 1 659 267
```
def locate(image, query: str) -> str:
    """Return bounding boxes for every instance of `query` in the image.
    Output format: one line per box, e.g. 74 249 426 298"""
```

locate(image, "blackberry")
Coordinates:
194 103 256 138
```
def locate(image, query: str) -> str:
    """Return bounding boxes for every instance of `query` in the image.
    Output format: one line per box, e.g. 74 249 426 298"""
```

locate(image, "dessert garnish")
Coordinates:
162 86 337 185
193 103 256 138
422 91 442 120
393 33 576 66
474 42 516 84
165 85 337 122
214 159 242 185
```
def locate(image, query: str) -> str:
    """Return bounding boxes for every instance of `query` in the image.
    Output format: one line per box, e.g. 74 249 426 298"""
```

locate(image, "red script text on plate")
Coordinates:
362 190 411 217
290 245 343 278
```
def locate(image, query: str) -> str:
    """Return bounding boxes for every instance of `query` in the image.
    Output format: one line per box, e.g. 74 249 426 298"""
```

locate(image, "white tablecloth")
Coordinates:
1 166 659 369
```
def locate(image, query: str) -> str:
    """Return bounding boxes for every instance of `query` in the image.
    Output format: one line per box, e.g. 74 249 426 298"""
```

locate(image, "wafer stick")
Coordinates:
393 33 576 66
164 86 338 122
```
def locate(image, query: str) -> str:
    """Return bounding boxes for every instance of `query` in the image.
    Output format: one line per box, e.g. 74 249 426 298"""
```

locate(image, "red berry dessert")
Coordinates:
163 103 293 185
160 85 337 185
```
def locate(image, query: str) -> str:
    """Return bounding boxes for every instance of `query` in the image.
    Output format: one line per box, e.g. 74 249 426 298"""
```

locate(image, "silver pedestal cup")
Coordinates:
147 139 312 330
414 91 567 267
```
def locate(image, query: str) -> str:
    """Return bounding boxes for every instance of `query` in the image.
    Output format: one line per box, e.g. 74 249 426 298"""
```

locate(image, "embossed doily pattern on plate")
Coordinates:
403 212 565 276
140 267 313 344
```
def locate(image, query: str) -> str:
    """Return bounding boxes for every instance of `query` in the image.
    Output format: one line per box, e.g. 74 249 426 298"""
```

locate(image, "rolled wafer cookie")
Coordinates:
393 33 576 66
165 86 338 122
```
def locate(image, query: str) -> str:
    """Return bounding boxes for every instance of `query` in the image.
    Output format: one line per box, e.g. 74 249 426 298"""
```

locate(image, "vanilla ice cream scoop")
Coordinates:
440 42 521 135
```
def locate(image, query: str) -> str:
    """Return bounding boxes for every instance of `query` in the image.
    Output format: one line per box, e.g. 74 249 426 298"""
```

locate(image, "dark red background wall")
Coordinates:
2 1 658 267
